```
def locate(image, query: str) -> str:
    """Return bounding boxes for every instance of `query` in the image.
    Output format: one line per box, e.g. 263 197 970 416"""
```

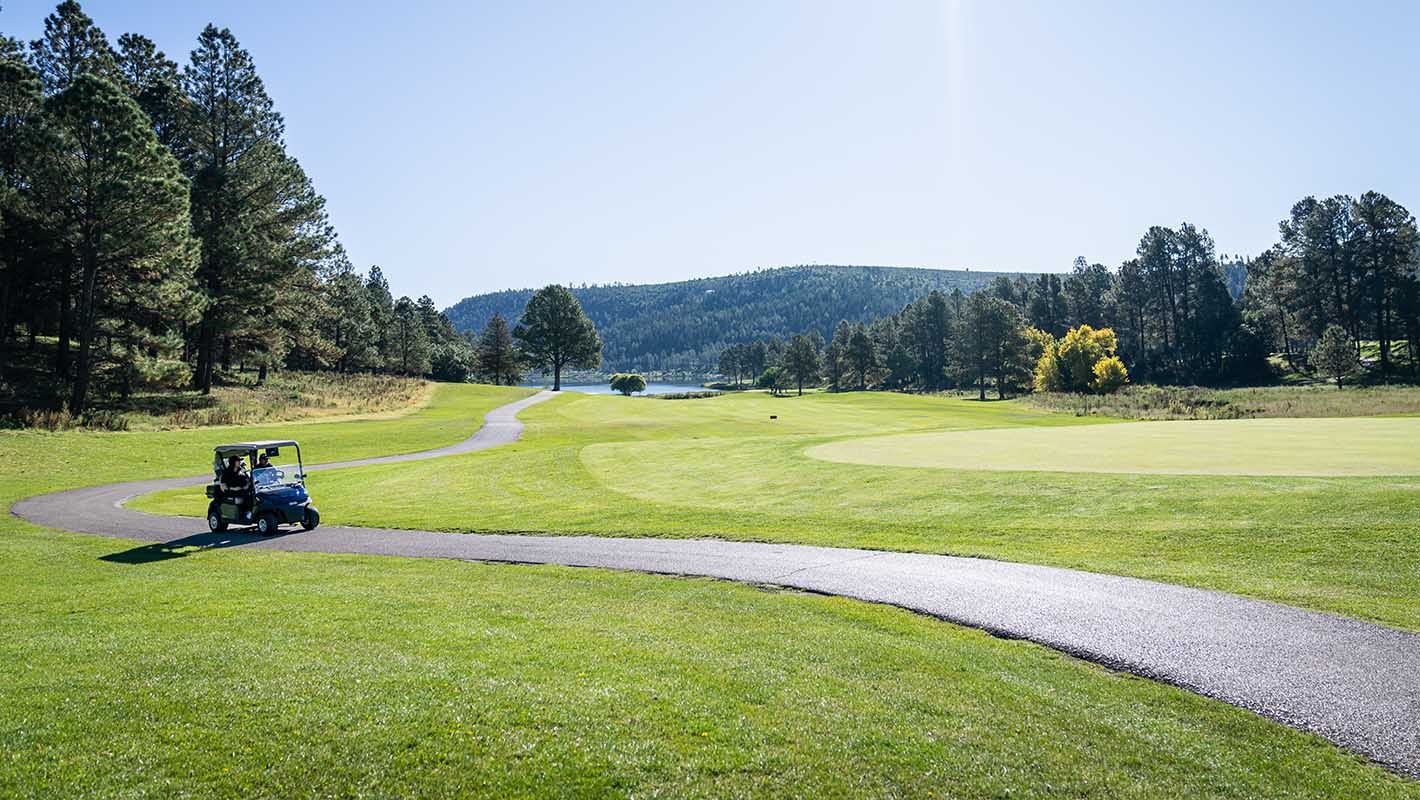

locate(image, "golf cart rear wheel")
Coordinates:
257 512 279 536
207 502 227 533
301 507 320 531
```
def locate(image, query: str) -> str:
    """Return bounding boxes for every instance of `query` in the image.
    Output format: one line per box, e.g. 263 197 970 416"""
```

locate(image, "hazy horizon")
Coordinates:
5 0 1417 305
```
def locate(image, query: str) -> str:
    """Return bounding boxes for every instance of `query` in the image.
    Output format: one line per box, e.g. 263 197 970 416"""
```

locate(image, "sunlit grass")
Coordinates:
7 383 1418 794
2 529 1415 798
134 389 1420 629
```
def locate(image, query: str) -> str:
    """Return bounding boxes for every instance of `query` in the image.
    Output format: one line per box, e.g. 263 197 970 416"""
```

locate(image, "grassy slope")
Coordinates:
5 532 1417 798
4 383 535 487
134 390 1420 630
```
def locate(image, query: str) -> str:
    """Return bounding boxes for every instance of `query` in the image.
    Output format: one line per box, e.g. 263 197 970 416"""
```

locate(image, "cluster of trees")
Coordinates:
1245 193 1420 379
718 193 1418 396
0 2 475 413
467 284 603 391
446 265 1011 373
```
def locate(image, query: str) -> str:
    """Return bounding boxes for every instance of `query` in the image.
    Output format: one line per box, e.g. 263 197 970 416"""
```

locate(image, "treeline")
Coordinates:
722 192 1420 395
0 2 474 414
445 265 1015 373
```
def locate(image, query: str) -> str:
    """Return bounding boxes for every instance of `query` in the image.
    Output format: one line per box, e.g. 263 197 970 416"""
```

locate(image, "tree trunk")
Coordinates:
56 260 72 378
197 319 216 394
0 274 9 381
69 249 99 415
257 363 267 385
553 361 562 392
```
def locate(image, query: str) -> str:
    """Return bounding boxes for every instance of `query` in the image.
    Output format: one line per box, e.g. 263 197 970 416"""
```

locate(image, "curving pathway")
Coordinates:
12 391 1420 777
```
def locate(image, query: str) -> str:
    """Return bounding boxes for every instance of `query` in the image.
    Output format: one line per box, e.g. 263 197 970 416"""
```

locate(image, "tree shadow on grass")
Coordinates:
100 529 296 564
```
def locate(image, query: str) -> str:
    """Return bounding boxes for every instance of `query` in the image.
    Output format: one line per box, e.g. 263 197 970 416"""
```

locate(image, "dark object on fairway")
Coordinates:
204 440 320 535
770 415 777 420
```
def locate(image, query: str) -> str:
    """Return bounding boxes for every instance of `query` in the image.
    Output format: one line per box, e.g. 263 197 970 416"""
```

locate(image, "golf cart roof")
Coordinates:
214 440 299 455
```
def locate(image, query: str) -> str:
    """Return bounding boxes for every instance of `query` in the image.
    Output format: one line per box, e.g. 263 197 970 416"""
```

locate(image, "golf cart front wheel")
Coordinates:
207 504 227 533
301 507 320 531
257 512 279 536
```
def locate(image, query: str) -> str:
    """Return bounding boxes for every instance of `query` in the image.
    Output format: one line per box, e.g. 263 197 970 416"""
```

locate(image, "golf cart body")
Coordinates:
205 440 320 534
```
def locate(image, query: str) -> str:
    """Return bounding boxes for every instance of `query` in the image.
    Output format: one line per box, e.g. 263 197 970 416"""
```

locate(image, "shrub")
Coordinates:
1035 325 1124 394
609 373 647 396
1090 356 1129 394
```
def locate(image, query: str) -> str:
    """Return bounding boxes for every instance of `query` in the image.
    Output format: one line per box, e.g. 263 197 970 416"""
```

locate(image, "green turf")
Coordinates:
808 417 1420 476
8 383 1419 794
132 389 1420 630
3 528 1416 798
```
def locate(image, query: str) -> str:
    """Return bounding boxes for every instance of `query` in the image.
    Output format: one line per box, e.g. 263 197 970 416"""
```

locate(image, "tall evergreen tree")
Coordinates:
322 260 377 372
365 265 396 370
391 295 431 376
41 74 194 412
0 54 45 379
115 33 187 156
513 284 601 391
28 1 117 95
184 25 330 392
475 312 522 385
782 333 820 396
846 322 876 390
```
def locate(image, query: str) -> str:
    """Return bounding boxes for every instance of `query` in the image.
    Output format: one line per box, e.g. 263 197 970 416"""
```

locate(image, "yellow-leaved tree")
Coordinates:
1034 325 1129 394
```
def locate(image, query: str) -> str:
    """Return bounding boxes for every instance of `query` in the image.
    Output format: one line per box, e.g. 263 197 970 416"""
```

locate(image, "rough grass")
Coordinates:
1026 383 1420 420
134 389 1420 630
1 369 433 431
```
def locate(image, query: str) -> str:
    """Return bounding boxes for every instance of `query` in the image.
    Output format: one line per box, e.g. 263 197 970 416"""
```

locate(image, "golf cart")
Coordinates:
205 440 320 535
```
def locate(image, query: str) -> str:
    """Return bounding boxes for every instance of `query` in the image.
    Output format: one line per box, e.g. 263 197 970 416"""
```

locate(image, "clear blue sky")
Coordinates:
4 1 1418 305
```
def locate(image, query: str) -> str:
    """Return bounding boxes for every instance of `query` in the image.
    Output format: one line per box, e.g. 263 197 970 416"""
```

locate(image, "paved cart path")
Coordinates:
12 390 1420 777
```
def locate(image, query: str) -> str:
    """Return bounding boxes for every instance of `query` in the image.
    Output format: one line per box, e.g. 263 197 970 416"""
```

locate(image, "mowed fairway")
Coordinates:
808 417 1420 476
132 389 1420 630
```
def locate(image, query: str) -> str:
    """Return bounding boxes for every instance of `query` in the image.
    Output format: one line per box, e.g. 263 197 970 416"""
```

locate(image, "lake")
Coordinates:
522 382 714 396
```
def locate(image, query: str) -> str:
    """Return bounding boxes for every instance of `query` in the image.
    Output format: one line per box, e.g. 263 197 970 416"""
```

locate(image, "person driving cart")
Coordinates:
220 455 249 495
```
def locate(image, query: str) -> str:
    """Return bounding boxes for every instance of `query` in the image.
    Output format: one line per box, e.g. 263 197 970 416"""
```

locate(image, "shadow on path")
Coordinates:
100 529 295 564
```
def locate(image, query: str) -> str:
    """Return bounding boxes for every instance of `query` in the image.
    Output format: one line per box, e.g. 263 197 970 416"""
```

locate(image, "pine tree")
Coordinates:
475 312 522 385
365 265 396 370
392 295 431 376
323 262 377 372
41 74 194 412
184 25 330 392
115 34 187 156
28 1 118 95
1312 324 1355 389
513 285 601 391
0 55 46 379
846 322 876 390
782 333 820 395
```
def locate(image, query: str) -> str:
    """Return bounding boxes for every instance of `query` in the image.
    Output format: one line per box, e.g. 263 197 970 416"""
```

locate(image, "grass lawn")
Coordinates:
7 382 1419 794
133 389 1420 630
4 529 1417 798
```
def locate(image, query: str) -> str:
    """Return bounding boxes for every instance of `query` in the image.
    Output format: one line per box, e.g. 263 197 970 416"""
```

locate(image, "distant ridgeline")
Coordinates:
444 265 1021 372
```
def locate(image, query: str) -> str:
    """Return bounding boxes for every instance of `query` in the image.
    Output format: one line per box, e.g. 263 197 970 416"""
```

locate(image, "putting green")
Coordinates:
807 416 1420 476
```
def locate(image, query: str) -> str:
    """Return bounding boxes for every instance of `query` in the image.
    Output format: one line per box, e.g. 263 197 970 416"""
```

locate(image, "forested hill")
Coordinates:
445 265 1020 372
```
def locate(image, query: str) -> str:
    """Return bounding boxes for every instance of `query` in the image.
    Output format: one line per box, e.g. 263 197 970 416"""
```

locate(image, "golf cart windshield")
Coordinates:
253 464 302 490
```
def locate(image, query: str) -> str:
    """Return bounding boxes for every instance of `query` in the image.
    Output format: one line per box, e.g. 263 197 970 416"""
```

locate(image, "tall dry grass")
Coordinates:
1026 383 1420 420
